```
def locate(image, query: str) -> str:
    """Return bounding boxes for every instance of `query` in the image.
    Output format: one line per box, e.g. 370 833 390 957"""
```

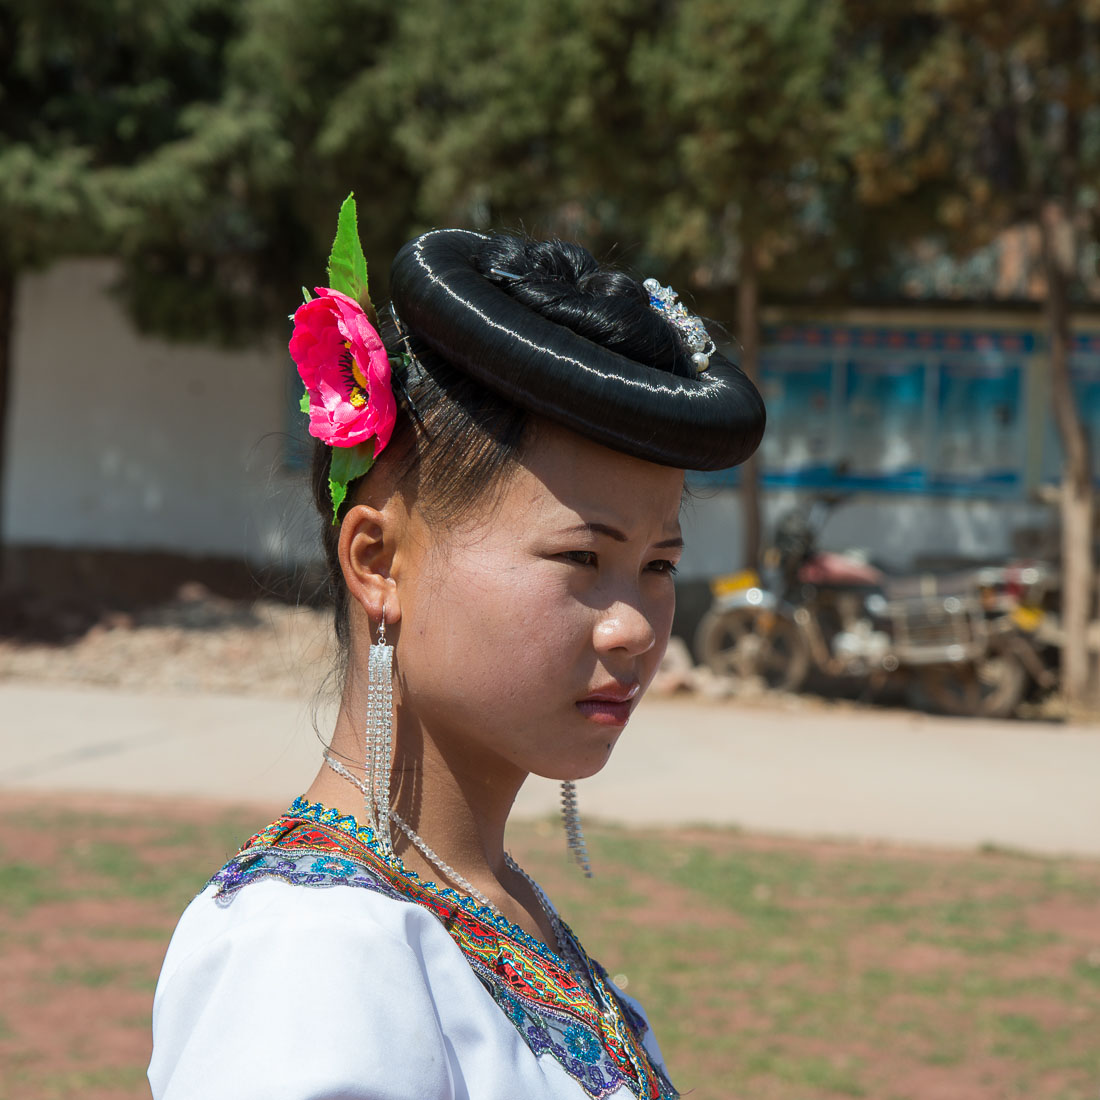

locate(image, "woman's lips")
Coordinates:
576 699 633 725
576 684 639 726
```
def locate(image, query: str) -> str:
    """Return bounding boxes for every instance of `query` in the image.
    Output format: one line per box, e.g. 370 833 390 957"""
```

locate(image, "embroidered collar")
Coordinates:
209 797 677 1100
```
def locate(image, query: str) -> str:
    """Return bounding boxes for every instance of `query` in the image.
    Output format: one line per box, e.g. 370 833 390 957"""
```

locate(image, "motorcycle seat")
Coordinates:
877 570 977 601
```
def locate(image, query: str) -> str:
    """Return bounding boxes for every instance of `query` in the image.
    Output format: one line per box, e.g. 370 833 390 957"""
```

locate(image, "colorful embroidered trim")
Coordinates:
209 797 678 1100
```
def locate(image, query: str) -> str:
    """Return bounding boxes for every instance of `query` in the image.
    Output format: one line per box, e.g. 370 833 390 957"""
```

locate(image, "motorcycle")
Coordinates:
694 496 1035 718
916 559 1060 715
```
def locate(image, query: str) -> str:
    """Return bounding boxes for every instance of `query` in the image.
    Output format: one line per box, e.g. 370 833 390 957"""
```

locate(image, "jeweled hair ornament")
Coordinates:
643 278 716 373
389 229 765 470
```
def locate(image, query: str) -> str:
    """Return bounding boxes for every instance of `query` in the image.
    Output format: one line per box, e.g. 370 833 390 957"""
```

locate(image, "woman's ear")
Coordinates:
337 504 402 627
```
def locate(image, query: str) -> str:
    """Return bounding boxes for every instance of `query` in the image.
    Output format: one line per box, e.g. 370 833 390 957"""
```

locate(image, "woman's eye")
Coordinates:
562 551 598 567
647 559 679 576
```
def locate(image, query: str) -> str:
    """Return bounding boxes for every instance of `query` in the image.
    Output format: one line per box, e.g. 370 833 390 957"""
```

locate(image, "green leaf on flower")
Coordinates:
327 441 376 524
330 440 375 486
301 286 313 303
328 478 349 520
299 389 310 415
327 193 370 307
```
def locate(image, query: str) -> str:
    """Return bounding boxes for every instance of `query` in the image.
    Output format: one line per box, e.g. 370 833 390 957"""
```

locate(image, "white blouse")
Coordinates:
149 801 677 1100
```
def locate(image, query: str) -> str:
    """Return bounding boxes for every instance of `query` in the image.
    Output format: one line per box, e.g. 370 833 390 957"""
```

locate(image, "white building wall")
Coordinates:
4 260 316 567
3 261 1058 580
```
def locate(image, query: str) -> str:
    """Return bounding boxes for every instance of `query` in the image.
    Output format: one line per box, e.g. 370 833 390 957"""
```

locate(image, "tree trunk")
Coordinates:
738 243 762 572
1039 202 1093 708
0 268 13 588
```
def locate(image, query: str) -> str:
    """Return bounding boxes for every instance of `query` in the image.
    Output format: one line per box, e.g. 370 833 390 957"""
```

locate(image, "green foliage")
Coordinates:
328 443 375 522
326 193 370 308
3 0 1096 341
352 0 665 252
0 0 241 272
626 0 855 296
346 0 903 306
197 0 416 314
0 0 416 342
844 0 1100 282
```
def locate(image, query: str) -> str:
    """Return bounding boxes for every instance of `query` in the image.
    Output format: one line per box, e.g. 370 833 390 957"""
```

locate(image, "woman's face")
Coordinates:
391 421 684 783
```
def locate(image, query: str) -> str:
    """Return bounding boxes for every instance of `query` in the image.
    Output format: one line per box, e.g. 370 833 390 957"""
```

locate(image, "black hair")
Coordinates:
312 230 764 652
471 235 695 378
389 229 765 468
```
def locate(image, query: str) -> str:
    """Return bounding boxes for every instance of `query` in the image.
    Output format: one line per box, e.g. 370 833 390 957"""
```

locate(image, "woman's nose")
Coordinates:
593 601 658 657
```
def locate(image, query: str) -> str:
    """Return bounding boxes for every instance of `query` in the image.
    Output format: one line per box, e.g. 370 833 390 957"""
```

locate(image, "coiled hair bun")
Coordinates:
390 229 765 470
473 236 694 379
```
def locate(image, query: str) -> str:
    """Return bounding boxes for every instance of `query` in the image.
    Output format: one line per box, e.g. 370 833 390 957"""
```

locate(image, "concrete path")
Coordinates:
1 683 1097 857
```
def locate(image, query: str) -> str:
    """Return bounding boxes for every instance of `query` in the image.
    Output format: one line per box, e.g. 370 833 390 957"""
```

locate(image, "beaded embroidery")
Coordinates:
208 797 677 1100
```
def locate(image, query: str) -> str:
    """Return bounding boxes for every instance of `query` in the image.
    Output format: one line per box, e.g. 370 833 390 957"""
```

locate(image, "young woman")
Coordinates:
148 213 764 1100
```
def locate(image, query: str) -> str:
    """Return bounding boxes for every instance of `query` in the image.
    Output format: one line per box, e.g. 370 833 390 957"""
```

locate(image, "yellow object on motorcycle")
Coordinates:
1011 604 1043 633
710 569 761 597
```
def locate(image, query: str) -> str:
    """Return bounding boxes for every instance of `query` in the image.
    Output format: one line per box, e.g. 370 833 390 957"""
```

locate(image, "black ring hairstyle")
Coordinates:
389 229 766 470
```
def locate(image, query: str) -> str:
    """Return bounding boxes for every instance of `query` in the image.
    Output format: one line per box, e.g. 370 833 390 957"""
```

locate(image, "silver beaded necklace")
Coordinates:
322 752 566 954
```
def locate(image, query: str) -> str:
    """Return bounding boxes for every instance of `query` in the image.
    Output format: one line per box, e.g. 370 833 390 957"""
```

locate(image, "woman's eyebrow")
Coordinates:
562 522 684 549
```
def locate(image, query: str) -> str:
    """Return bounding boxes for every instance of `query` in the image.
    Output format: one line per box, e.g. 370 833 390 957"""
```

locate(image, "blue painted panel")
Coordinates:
689 323 1053 498
928 362 1023 495
835 359 927 491
758 355 835 484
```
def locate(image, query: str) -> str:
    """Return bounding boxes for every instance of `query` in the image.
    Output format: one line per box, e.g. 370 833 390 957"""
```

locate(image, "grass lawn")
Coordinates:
1 795 1097 1100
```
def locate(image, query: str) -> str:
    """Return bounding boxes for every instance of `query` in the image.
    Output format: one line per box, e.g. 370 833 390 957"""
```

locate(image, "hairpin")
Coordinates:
389 303 416 361
388 304 426 424
643 278 716 372
489 267 523 282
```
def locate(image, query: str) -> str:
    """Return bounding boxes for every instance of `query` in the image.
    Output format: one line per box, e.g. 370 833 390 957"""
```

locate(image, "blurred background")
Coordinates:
2 0 1100 712
2 5 1100 1099
3 0 1100 716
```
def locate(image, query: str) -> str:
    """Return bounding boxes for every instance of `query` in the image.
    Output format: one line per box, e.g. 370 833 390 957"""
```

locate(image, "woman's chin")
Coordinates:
530 742 621 783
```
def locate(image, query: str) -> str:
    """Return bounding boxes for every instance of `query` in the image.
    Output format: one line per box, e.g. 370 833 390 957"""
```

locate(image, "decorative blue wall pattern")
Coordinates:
693 321 1100 496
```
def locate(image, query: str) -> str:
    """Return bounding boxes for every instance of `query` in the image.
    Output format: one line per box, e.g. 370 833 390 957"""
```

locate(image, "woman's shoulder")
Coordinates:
150 877 469 1100
155 796 472 1005
159 871 442 981
149 800 472 1100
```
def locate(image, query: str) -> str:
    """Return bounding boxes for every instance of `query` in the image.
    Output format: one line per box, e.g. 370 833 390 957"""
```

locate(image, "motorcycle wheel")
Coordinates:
913 650 1028 719
694 606 810 692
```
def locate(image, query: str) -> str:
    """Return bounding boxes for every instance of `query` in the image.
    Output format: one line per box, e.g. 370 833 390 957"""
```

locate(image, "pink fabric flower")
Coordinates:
289 288 396 452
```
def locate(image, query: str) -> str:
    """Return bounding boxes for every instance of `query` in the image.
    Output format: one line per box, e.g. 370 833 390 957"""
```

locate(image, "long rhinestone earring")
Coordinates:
366 611 394 855
560 779 592 877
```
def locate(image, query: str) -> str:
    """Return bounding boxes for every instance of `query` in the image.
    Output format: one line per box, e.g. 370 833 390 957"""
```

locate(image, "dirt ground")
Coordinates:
0 585 335 698
1 792 1098 1100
